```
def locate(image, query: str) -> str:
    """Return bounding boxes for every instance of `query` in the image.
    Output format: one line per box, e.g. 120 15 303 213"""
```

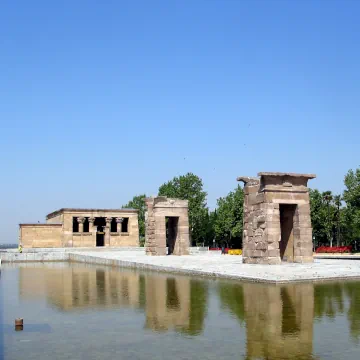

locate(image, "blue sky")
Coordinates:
1 0 359 243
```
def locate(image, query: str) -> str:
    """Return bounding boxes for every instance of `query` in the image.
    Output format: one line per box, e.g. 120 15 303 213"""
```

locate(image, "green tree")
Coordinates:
323 191 334 247
334 195 342 246
309 189 339 247
203 210 217 246
158 173 208 245
122 194 146 245
343 168 360 247
214 185 244 248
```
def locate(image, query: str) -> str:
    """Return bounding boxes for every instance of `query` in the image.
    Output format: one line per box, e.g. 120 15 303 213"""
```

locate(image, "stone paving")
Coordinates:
70 251 360 283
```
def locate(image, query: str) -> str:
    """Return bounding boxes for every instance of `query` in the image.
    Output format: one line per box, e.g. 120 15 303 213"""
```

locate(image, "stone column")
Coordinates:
89 217 96 247
116 217 124 233
145 199 157 255
77 217 85 233
105 217 112 247
88 217 95 232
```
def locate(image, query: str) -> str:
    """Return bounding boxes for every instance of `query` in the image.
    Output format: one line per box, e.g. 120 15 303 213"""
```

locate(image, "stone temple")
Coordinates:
19 208 139 248
238 172 316 264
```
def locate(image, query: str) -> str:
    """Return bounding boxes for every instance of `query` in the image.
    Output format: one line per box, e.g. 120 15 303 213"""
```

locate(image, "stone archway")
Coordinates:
145 197 190 256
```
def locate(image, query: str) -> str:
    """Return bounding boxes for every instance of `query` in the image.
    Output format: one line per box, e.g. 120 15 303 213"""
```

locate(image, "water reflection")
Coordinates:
314 282 360 341
220 282 314 359
219 280 360 359
9 264 360 359
144 275 207 335
17 264 360 349
20 265 141 310
19 265 208 335
314 282 344 319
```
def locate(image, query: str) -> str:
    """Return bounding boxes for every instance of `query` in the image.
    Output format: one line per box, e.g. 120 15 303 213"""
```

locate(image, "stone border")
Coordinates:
315 255 360 260
3 250 360 284
68 253 360 284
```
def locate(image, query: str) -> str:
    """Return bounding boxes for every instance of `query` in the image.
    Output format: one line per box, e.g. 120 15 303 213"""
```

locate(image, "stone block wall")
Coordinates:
20 224 63 248
238 172 315 264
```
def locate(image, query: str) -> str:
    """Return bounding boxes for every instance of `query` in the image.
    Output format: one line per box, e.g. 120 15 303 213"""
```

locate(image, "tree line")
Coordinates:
122 168 360 249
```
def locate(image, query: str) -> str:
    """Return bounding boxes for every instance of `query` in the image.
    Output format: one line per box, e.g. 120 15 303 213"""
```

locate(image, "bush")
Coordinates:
228 249 242 255
315 246 352 254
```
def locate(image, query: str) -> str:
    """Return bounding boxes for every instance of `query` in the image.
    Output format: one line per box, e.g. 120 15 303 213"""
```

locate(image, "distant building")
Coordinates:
19 208 139 248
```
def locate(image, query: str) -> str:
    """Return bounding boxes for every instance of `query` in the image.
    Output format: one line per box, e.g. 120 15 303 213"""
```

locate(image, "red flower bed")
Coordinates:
315 246 352 254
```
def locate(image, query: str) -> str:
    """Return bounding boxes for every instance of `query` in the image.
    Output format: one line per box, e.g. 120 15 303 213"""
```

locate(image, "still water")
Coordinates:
1 263 360 360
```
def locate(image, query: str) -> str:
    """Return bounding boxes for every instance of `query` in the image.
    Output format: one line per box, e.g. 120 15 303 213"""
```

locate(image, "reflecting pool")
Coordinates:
1 263 360 359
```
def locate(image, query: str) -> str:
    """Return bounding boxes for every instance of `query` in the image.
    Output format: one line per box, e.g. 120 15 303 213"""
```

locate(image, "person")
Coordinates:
221 244 225 255
18 244 23 253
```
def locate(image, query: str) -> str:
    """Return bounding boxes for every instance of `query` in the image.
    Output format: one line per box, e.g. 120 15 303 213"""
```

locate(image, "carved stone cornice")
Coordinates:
237 176 260 186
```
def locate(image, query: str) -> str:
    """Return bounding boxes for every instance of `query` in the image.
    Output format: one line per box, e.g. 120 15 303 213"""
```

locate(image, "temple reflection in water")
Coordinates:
18 264 360 358
19 264 207 335
244 283 314 359
20 264 142 310
219 281 314 360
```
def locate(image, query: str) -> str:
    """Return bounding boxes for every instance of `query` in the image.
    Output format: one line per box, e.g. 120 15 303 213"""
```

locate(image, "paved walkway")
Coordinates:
70 251 360 283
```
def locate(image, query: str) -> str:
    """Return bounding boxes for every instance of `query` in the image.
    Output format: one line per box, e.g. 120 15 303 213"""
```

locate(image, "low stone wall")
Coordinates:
1 247 145 253
0 247 208 263
189 247 209 254
0 247 145 262
0 252 69 262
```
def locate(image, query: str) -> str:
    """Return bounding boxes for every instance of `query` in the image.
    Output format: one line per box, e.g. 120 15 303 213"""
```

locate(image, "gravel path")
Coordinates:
71 251 360 283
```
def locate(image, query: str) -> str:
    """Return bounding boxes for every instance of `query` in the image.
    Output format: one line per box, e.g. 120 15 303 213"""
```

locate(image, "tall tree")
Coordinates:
158 173 208 245
334 195 343 246
343 168 360 247
214 185 244 248
203 210 217 246
309 189 339 247
122 194 146 245
323 191 334 247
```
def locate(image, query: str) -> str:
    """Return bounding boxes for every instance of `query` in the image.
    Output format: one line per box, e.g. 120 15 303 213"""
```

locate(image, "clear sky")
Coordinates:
1 0 359 243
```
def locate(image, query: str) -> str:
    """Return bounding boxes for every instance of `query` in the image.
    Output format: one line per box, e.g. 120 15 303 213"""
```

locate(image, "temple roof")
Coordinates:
46 208 138 219
258 172 316 179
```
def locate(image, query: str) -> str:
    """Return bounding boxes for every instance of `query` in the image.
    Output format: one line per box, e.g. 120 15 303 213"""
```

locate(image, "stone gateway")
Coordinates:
238 172 316 265
145 197 190 256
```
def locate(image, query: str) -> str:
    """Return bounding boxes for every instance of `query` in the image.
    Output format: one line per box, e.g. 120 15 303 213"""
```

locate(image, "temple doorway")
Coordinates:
279 204 297 262
96 234 104 247
96 224 105 247
94 218 105 247
166 217 179 255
